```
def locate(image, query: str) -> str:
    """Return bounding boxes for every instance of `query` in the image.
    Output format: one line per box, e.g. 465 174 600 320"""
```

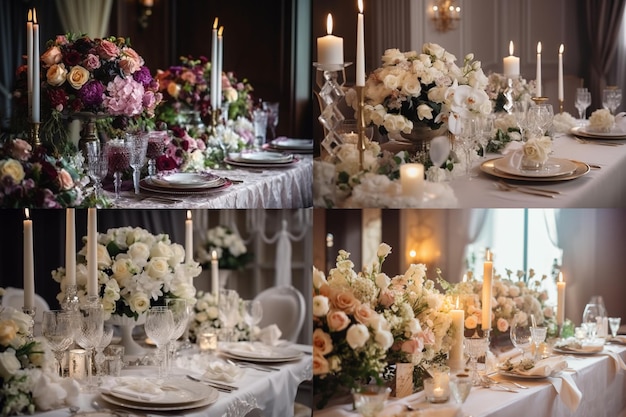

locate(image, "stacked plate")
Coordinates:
140 172 231 195
100 377 218 412
220 342 304 363
266 137 314 154
225 151 298 169
571 125 626 140
481 157 590 182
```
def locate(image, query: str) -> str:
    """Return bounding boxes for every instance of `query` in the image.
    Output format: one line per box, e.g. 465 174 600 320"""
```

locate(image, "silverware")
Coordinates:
485 375 528 390
480 376 518 393
573 137 624 146
186 375 236 392
227 359 279 372
494 181 557 198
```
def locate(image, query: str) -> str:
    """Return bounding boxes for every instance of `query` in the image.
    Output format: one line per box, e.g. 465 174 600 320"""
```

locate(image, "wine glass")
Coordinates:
74 302 104 391
476 115 494 159
603 88 622 114
94 324 114 379
509 320 532 359
243 300 263 331
104 139 131 202
582 303 601 340
144 306 175 378
449 372 472 404
165 298 191 375
218 289 241 343
512 100 529 140
146 131 167 179
456 117 478 179
262 101 280 141
575 88 591 121
42 310 75 377
126 132 148 194
429 135 451 169
530 326 547 360
86 142 108 200
527 104 553 137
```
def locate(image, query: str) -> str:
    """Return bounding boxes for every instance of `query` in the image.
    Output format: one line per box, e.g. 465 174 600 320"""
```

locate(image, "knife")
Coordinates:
186 374 238 391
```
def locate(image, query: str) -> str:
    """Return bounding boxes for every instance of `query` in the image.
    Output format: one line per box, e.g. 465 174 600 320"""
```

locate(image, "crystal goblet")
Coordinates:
105 140 131 202
450 372 472 404
146 131 168 179
94 324 114 379
510 321 532 359
609 317 621 338
219 289 241 343
126 132 148 194
145 306 174 379
86 142 108 200
42 310 75 377
74 300 104 392
352 384 391 417
530 326 547 360
165 298 191 376
464 335 490 386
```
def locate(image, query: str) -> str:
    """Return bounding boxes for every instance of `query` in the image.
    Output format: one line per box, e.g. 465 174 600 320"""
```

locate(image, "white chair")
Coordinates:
253 285 305 343
1 287 50 334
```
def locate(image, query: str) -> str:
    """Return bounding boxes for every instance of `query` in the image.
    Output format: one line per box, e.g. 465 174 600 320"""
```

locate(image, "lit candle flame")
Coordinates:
218 26 224 36
211 250 218 260
509 40 514 56
28 8 32 22
486 249 492 262
559 44 564 54
213 17 218 30
25 208 30 219
558 272 564 283
462 273 467 282
186 210 192 220
537 41 542 54
456 297 460 309
33 8 37 23
358 0 363 14
326 13 333 35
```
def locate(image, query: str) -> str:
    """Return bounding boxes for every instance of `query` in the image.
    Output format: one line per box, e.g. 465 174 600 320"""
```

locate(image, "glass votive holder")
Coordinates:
104 345 125 377
575 326 586 340
198 332 218 353
424 372 450 404
69 349 87 381
351 384 391 417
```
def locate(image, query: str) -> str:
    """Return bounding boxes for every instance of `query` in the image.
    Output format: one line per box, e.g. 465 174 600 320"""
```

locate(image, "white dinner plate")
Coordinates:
220 343 304 362
233 151 294 164
151 172 223 188
100 389 218 412
497 370 554 380
571 126 626 140
480 158 590 182
106 377 213 405
270 138 314 150
493 157 578 178
552 345 604 355
224 156 299 169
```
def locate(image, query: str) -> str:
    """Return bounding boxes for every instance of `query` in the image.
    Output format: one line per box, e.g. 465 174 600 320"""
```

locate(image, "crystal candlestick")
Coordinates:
22 307 36 339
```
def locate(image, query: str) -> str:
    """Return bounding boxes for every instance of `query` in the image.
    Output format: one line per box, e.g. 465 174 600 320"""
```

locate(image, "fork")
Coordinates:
485 375 528 390
226 359 279 372
494 182 557 198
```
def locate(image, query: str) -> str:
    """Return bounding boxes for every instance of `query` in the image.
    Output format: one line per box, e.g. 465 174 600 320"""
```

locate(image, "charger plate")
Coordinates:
493 157 578 178
571 126 626 140
481 158 590 182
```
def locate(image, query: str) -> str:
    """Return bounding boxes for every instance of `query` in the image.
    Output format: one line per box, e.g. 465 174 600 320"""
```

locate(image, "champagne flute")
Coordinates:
243 300 263 332
512 100 529 140
165 298 191 375
86 142 108 200
144 306 174 378
510 320 532 359
42 310 74 377
575 88 591 121
105 139 131 202
75 302 104 391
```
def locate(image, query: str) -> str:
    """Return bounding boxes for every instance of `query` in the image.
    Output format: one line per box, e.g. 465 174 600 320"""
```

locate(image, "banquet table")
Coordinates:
313 343 626 417
107 155 313 209
34 344 312 417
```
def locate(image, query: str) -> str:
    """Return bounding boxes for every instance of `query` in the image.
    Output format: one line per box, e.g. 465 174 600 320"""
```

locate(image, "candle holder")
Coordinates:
313 62 352 159
464 330 490 386
207 108 222 137
30 122 41 148
61 284 80 312
21 306 36 339
531 96 549 105
559 99 564 114
356 85 367 171
502 77 516 113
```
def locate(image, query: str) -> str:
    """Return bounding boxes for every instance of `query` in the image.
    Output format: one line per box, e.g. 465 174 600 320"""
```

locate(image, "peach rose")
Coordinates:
57 169 74 190
401 338 424 355
326 310 350 332
41 46 62 67
497 317 509 333
378 289 395 308
465 315 478 329
354 304 375 326
119 47 144 75
67 65 90 89
180 70 196 84
330 288 360 314
313 328 333 356
0 159 25 183
97 39 120 60
312 352 330 375
9 139 32 161
167 82 181 99
46 63 67 86
0 319 18 345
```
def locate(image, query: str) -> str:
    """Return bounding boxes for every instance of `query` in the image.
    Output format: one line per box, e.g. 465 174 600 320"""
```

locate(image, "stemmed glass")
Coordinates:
512 100 529 141
464 335 490 386
104 139 131 202
219 289 241 343
42 310 75 377
456 117 478 178
510 320 532 359
603 88 622 115
262 102 280 141
575 88 591 121
146 131 167 179
126 132 148 194
144 306 175 379
476 116 494 159
94 324 114 379
527 104 554 137
243 300 263 332
352 385 391 417
530 326 547 360
609 317 621 338
86 142 108 200
165 298 191 375
75 301 104 391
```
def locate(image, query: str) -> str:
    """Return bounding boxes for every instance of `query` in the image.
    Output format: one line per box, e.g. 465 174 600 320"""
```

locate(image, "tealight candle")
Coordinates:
400 163 424 198
317 14 343 66
424 371 450 403
198 332 218 353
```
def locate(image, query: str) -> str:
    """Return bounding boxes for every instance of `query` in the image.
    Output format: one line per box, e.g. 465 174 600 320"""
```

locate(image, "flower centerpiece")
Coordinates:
0 307 79 416
0 138 91 208
313 243 453 409
156 126 208 172
189 290 250 343
51 226 200 320
196 225 252 270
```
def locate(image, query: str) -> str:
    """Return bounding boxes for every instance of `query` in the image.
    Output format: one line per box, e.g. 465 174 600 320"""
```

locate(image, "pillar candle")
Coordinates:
449 301 465 371
400 163 424 198
26 10 33 121
356 0 365 86
536 42 542 97
23 209 34 309
317 14 343 66
503 41 519 78
32 8 40 123
482 250 493 330
87 208 98 297
558 44 564 102
211 250 219 300
65 208 76 286
556 272 565 326
210 17 219 109
185 210 193 263
216 26 224 109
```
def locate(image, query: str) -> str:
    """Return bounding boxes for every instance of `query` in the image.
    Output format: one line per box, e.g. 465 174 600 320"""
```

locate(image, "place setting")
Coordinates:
224 150 300 169
265 137 315 154
139 171 233 196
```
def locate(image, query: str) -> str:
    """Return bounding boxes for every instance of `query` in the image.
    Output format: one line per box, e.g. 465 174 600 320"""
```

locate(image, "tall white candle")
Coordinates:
210 17 219 109
26 10 33 121
449 300 465 372
32 8 40 123
356 0 365 86
400 163 424 198
211 250 219 300
65 209 76 286
317 14 344 66
558 44 564 103
503 41 519 78
536 42 542 97
482 250 493 330
185 210 193 263
216 26 224 109
87 208 98 297
23 209 34 309
556 272 565 326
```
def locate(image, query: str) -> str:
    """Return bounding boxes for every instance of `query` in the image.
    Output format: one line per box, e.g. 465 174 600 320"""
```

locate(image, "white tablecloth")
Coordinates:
35 345 312 417
109 156 313 208
313 344 626 417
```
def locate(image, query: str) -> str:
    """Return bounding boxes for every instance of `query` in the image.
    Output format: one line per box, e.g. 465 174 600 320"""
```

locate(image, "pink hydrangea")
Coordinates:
103 76 145 116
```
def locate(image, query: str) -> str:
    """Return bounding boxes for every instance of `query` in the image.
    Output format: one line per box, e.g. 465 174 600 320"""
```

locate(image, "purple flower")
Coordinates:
133 66 153 87
79 80 105 108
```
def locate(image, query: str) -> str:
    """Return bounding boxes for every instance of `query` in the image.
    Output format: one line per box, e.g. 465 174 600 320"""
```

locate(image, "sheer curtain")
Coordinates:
583 0 626 110
55 0 113 38
615 7 626 110
0 1 26 130
446 209 489 283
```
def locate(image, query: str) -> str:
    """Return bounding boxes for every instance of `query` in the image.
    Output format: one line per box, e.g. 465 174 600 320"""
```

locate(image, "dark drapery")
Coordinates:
0 1 25 131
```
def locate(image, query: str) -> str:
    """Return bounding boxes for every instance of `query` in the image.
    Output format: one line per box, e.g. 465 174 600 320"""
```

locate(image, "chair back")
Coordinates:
1 287 50 334
253 285 305 342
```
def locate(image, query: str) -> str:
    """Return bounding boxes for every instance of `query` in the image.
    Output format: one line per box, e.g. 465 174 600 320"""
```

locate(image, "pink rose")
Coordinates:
180 70 196 84
401 338 424 355
195 139 206 151
119 47 144 75
353 304 375 326
497 317 509 333
330 288 360 314
378 289 395 308
420 328 435 346
313 328 333 356
312 352 330 375
82 54 101 71
41 46 62 67
9 139 32 161
57 169 74 190
142 90 156 112
55 35 68 45
326 310 350 332
97 40 120 60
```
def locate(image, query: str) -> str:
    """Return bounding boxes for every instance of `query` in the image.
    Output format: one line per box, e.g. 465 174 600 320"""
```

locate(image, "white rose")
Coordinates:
128 242 150 266
312 295 330 317
375 329 394 351
313 267 327 289
381 48 407 66
423 43 445 58
8 309 33 334
401 73 421 96
128 292 150 314
346 324 370 349
169 243 186 267
150 241 173 259
0 350 21 379
96 244 112 268
111 258 134 281
523 136 551 163
417 104 434 120
207 306 219 320
102 299 116 315
427 85 448 104
383 73 400 91
377 243 392 258
146 257 169 278
375 273 390 290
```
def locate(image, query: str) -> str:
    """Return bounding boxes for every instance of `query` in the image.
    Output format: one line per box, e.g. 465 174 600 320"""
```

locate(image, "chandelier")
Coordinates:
431 0 461 32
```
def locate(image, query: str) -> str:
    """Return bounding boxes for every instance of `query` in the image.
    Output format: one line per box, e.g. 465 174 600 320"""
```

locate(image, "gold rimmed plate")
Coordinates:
493 157 578 178
570 126 626 140
481 158 590 182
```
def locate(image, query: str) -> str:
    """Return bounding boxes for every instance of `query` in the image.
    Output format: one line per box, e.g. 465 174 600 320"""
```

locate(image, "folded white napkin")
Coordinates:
231 341 273 356
513 357 568 377
610 335 626 344
109 377 164 400
615 112 626 132
601 349 626 372
203 360 243 383
548 372 582 412
258 324 282 346
556 338 604 353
